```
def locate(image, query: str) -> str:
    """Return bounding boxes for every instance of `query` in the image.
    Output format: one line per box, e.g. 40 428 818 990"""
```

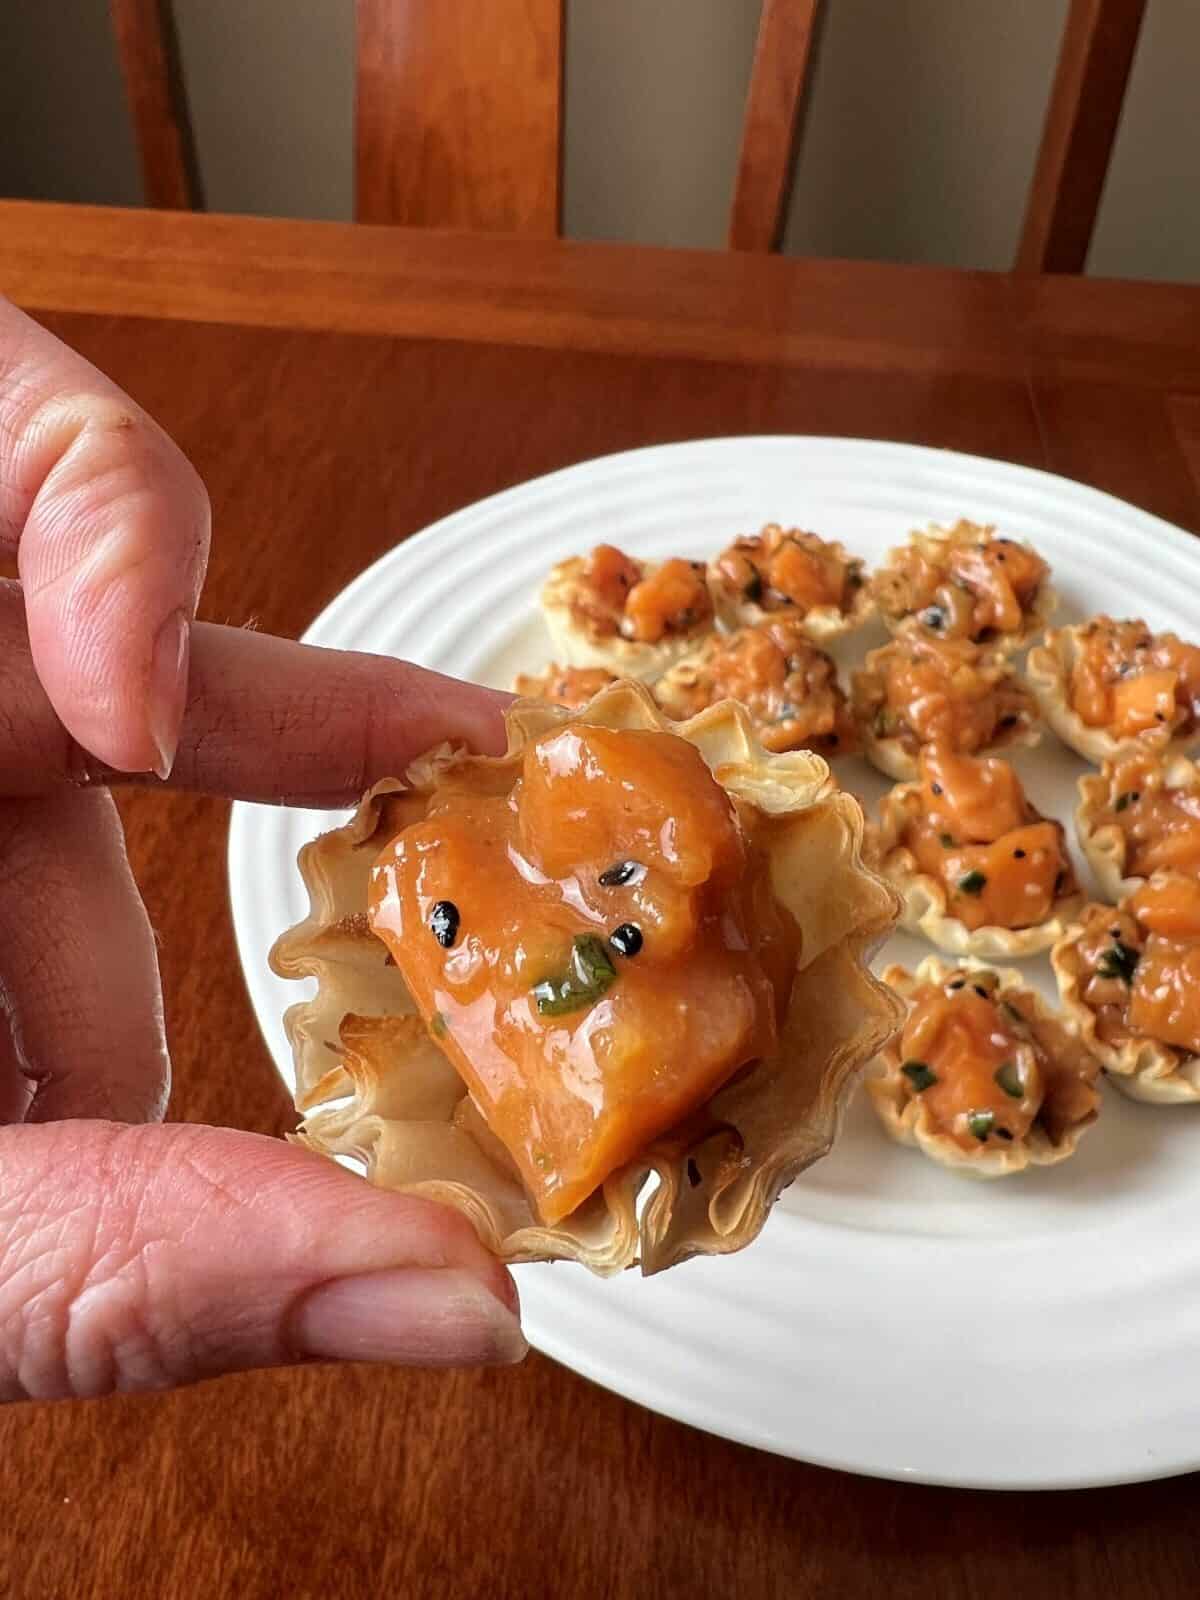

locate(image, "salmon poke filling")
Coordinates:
656 617 856 754
1072 876 1200 1058
1066 617 1200 745
710 524 864 617
854 635 1036 758
368 721 800 1223
569 544 713 644
900 747 1074 931
894 969 1097 1150
874 522 1048 645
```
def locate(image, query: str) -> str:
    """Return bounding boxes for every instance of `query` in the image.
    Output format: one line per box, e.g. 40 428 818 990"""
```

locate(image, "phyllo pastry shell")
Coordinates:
1075 750 1200 901
706 524 873 639
852 634 1039 781
512 662 618 709
1027 616 1200 764
872 746 1081 957
654 616 857 757
1052 875 1200 1105
272 682 901 1276
541 544 715 683
872 518 1055 653
868 957 1100 1176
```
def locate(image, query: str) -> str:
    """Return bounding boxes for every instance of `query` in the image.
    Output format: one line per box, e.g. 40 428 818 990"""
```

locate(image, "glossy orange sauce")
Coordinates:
1076 877 1200 1056
875 526 1047 644
1091 753 1200 878
513 664 617 710
898 971 1096 1149
369 723 798 1223
657 617 857 754
711 525 862 617
571 544 713 645
855 636 1033 757
902 747 1072 930
1067 617 1200 741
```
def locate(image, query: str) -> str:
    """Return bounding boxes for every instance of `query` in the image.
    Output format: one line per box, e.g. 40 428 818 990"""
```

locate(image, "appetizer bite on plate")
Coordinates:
512 663 617 708
872 519 1054 652
1076 751 1200 901
272 682 901 1275
1053 874 1200 1104
852 635 1039 781
706 523 872 639
868 957 1101 1176
541 544 714 682
1027 617 1200 764
873 745 1080 957
654 617 857 756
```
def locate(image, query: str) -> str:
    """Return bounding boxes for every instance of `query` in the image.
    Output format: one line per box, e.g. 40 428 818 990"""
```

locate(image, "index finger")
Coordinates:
0 297 209 777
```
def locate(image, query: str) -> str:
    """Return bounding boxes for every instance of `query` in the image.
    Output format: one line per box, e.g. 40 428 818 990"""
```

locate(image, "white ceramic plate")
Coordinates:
228 437 1200 1490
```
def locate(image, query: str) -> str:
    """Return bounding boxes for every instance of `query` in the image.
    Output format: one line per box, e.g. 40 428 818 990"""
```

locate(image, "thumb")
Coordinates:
0 1121 525 1401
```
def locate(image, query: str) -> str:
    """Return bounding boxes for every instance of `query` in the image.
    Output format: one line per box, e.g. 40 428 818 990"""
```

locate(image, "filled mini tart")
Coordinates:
541 543 715 682
1027 616 1200 764
872 519 1054 652
513 663 618 708
706 523 872 639
1075 750 1200 901
655 617 857 756
872 745 1081 956
868 957 1101 1176
1052 874 1200 1104
272 682 901 1275
852 634 1039 781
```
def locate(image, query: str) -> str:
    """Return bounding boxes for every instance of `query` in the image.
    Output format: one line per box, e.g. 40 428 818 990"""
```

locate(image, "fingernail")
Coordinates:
291 1268 528 1368
149 609 190 780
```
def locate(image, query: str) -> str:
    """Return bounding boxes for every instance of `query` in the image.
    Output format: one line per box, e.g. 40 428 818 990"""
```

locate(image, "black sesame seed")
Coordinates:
949 979 966 990
599 859 641 888
932 783 944 796
686 1158 702 1188
609 923 644 958
998 714 1018 729
430 901 460 948
973 984 989 999
995 1127 1015 1142
1014 848 1027 859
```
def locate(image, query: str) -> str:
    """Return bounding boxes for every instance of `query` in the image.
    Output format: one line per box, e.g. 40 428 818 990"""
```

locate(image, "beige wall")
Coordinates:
1 1 1196 280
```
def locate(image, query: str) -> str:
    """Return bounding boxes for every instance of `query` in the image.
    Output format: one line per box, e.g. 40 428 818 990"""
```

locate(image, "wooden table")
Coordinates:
1 201 1198 1600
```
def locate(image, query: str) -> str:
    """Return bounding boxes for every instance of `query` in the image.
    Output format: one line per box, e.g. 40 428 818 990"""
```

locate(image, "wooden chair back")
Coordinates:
110 0 1147 273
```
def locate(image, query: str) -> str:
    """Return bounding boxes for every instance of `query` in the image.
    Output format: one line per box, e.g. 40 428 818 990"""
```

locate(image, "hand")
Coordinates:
0 297 525 1401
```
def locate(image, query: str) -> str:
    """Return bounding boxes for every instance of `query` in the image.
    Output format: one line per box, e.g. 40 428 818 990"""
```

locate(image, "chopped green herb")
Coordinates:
1114 790 1140 813
940 832 956 848
429 1011 448 1040
967 1109 995 1141
874 709 895 737
994 1061 1023 1099
1097 941 1139 984
901 1060 938 1092
958 869 987 896
532 934 618 1017
533 1150 552 1171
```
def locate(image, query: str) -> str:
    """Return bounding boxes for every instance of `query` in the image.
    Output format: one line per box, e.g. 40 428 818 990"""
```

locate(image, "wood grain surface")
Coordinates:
0 205 1198 1599
355 0 563 232
728 0 823 252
